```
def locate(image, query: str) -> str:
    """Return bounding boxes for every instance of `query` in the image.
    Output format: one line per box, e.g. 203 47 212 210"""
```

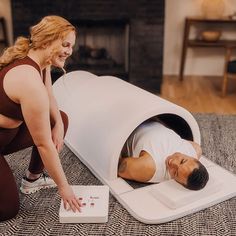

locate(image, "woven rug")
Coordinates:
0 114 236 236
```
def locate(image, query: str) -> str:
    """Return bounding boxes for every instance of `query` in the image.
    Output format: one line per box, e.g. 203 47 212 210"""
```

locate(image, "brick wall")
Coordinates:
11 0 164 93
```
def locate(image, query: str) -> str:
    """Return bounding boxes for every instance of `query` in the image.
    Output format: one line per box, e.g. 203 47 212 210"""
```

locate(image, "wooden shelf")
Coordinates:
179 18 236 80
186 17 236 24
188 40 236 48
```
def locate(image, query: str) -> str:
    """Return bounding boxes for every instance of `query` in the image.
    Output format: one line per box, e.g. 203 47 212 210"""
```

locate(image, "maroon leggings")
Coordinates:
0 111 68 222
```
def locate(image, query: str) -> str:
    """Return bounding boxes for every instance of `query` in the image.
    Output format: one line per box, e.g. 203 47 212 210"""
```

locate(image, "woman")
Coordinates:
0 15 81 221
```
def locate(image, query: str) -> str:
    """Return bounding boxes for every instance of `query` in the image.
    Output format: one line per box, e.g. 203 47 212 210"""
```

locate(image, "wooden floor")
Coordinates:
160 75 236 114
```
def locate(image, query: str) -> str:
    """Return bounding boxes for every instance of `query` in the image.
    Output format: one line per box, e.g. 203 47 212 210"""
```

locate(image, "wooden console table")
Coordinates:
179 17 236 80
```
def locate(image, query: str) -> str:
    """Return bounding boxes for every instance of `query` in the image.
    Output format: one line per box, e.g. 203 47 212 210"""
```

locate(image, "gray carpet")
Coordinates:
0 114 236 236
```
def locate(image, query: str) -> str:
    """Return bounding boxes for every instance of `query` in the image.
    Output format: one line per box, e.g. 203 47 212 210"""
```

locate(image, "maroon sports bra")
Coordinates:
0 56 45 121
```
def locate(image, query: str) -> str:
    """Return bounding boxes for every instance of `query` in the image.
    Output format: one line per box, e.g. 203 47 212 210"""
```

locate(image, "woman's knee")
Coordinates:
0 181 20 222
0 156 20 222
0 199 20 222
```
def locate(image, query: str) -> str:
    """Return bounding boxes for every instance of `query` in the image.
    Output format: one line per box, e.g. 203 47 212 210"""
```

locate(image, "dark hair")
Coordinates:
185 161 209 190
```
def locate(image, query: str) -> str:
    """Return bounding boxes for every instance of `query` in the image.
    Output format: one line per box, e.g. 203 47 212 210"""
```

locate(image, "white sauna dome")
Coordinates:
53 71 200 181
53 71 236 224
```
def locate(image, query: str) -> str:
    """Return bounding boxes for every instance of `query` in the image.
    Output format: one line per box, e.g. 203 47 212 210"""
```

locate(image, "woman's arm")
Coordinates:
44 66 64 152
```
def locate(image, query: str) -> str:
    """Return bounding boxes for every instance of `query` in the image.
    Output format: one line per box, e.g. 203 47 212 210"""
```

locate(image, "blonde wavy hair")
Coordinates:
0 15 76 70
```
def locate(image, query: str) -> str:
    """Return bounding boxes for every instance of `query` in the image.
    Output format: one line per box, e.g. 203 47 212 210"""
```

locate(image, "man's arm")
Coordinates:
189 141 202 159
118 152 156 182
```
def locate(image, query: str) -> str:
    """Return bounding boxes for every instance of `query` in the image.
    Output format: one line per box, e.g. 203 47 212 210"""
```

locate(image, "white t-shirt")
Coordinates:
124 121 197 183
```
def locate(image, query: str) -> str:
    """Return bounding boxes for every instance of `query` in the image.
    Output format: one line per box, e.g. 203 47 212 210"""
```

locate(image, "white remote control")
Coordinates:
59 185 109 223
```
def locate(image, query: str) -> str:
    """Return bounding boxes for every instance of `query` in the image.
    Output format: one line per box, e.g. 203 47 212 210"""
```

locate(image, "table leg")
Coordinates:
179 19 190 81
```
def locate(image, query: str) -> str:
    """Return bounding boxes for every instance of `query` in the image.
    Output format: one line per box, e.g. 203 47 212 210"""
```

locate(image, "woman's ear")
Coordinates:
41 43 48 49
42 41 52 49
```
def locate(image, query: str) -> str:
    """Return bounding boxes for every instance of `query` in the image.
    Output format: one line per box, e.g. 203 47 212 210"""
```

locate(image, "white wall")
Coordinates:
164 0 236 76
0 0 13 45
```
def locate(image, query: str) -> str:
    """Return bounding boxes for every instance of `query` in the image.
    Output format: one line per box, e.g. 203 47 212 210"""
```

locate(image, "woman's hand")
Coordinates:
58 184 82 212
51 123 64 152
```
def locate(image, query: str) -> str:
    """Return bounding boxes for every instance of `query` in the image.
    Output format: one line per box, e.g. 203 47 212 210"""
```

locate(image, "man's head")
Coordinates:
166 153 209 190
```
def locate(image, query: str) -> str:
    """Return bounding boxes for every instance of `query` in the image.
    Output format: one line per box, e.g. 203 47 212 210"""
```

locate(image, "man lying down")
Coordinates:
118 120 209 190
